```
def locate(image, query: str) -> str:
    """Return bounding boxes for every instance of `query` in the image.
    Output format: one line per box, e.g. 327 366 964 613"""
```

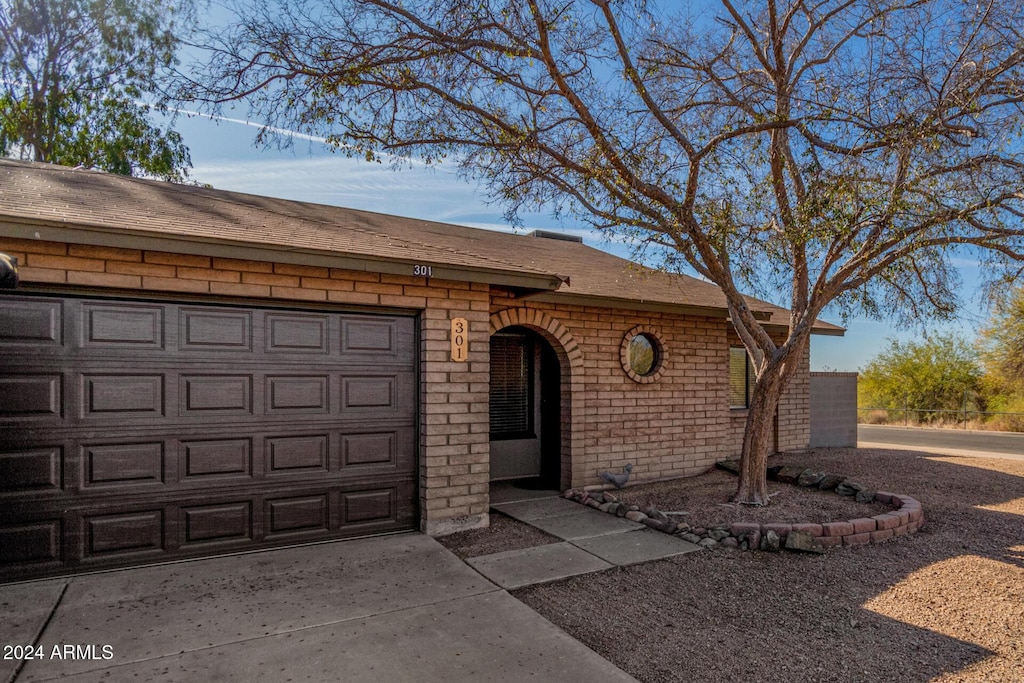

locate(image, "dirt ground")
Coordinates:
442 448 1024 683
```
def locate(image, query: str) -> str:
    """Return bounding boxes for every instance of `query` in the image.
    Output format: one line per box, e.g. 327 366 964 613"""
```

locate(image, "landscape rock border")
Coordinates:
563 463 925 553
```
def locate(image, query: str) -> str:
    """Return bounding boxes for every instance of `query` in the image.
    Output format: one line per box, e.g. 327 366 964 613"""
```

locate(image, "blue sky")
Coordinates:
166 111 990 373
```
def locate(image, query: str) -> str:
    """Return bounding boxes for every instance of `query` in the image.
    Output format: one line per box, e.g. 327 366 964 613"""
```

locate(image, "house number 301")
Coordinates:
450 317 469 362
413 264 433 277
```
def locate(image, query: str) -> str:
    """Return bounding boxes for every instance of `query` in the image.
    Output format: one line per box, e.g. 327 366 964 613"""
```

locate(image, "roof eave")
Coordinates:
0 218 566 292
529 291 846 336
526 291 738 319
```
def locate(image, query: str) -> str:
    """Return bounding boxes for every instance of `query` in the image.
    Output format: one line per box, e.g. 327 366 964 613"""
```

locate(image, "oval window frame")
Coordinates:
620 326 667 383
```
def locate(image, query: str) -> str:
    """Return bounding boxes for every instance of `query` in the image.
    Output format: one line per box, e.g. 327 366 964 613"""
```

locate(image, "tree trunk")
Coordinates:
732 372 783 505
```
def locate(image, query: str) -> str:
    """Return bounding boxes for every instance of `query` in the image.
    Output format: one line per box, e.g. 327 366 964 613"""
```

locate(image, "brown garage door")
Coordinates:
0 293 417 581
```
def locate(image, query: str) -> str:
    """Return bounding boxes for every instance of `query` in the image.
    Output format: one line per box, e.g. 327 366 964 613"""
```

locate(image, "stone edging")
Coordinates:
563 465 925 553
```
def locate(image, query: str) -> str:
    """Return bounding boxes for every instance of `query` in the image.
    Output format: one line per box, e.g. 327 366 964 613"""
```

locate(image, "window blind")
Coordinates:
729 347 755 409
490 335 532 436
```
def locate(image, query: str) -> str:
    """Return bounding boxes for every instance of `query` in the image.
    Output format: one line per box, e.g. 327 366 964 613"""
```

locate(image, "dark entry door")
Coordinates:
489 329 560 484
0 292 418 581
489 332 541 479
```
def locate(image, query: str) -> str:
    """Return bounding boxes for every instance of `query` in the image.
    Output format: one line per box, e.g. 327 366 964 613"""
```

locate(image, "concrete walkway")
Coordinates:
468 488 700 590
0 534 638 683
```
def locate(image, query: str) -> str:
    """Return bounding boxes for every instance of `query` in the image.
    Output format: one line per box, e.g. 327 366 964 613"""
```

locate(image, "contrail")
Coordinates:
167 107 435 168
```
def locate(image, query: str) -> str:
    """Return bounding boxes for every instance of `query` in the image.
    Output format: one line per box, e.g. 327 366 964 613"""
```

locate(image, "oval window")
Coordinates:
628 333 658 376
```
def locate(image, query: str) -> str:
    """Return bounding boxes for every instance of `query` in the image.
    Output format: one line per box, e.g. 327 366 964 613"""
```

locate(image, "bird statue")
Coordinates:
600 463 633 489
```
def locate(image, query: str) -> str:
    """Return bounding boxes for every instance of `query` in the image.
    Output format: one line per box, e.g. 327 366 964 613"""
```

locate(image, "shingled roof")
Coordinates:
0 160 843 334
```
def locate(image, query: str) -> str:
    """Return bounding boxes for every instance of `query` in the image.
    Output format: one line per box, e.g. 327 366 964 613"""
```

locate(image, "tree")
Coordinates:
189 0 1024 504
0 0 193 181
979 287 1024 398
859 334 982 421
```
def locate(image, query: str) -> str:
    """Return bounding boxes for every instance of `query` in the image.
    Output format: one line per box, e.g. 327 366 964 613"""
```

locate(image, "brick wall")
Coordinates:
0 237 492 536
1 237 815 533
777 342 812 451
490 297 812 488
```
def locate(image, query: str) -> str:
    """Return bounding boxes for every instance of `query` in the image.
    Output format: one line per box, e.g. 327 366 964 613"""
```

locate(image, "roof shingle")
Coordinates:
0 160 843 334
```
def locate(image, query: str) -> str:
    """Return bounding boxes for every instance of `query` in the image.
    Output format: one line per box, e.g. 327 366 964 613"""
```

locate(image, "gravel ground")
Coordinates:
435 510 559 559
502 448 1022 683
612 467 892 526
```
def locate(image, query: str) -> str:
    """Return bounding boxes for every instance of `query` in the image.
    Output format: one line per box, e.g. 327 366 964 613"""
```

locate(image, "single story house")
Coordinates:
0 159 842 580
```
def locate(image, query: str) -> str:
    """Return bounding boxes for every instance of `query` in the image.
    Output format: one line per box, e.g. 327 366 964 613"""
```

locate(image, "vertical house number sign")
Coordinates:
450 318 469 362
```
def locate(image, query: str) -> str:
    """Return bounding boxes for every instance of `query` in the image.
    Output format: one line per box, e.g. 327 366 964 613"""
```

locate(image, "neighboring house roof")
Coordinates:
0 160 843 335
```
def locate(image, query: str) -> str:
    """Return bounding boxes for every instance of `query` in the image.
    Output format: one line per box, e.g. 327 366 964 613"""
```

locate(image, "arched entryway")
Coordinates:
488 308 582 491
489 326 561 488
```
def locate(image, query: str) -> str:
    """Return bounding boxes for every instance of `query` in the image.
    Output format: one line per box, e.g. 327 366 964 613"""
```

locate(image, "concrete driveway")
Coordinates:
0 533 637 682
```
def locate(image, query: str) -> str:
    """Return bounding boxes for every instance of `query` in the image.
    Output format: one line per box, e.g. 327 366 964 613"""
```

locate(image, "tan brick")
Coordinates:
177 266 241 283
327 290 379 305
423 498 453 512
68 244 141 262
274 263 329 278
142 276 210 293
403 285 444 297
144 252 211 267
354 282 403 295
242 271 300 287
27 253 104 272
209 281 272 297
17 266 66 284
212 257 274 273
106 261 176 277
300 277 354 292
331 269 380 282
379 295 426 309
0 238 67 255
270 286 326 301
380 273 426 286
67 271 141 288
0 249 26 263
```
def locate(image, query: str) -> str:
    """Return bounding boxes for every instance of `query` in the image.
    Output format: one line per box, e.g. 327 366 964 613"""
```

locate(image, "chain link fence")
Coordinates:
858 404 1024 431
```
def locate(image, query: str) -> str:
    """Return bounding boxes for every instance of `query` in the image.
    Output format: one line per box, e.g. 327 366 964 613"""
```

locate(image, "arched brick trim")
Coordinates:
490 308 584 490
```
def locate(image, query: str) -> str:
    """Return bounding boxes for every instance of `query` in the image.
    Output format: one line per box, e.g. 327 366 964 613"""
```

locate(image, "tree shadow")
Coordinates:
515 448 1024 682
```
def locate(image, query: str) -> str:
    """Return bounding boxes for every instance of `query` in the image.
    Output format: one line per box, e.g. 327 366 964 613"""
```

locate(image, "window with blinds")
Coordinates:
490 334 533 438
729 347 756 409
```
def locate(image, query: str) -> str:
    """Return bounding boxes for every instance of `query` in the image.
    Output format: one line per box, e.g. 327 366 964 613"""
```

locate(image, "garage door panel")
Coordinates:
265 312 330 353
1 367 416 428
181 501 253 546
81 302 164 349
2 428 415 495
82 374 165 417
265 494 330 537
0 298 63 347
83 442 165 488
180 308 253 351
0 521 62 564
0 447 63 492
181 438 253 481
0 374 62 417
341 315 416 361
266 375 330 413
341 373 415 414
0 477 418 579
84 510 164 557
180 375 253 415
266 434 329 474
0 293 418 581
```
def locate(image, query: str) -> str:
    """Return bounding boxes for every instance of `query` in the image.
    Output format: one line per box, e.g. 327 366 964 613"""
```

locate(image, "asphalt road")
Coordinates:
859 424 1024 459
